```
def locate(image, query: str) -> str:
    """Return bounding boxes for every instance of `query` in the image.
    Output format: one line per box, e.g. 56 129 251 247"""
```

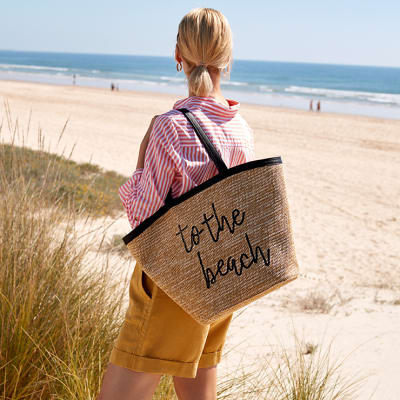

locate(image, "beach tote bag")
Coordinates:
122 108 299 325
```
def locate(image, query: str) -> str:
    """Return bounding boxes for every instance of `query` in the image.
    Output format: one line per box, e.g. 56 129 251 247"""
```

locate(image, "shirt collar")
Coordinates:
173 96 240 118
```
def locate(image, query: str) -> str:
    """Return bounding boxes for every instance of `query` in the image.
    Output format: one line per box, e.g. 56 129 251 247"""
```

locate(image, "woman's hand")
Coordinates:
136 115 159 169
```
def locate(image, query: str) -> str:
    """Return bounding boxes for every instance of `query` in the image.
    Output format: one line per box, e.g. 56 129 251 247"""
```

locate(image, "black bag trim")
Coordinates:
123 156 282 245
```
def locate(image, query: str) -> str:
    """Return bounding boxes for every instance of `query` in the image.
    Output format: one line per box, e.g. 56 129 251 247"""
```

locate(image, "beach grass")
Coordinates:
0 107 130 399
210 320 369 400
0 158 129 398
0 108 368 399
1 103 128 218
247 329 369 400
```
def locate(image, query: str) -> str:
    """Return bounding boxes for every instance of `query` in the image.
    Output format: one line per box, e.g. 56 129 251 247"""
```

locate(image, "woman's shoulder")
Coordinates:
153 107 196 139
155 108 187 128
149 109 185 148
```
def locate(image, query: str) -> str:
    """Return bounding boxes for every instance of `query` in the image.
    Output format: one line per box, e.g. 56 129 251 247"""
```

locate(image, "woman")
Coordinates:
98 8 255 400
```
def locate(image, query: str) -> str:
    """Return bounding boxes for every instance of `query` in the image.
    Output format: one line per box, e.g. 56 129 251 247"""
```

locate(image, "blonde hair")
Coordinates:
177 8 233 97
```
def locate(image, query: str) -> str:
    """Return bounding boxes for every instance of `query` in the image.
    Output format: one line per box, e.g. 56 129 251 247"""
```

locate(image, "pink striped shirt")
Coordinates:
119 95 256 229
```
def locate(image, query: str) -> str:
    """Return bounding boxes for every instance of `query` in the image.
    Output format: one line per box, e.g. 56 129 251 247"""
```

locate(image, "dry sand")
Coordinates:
1 80 400 399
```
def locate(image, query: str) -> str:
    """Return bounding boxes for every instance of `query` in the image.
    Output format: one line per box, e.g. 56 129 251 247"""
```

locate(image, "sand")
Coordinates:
1 80 400 399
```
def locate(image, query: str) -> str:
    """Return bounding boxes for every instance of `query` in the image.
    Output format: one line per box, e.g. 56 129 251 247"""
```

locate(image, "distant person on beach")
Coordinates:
317 100 321 112
72 74 76 85
309 99 313 111
97 8 255 400
110 82 115 91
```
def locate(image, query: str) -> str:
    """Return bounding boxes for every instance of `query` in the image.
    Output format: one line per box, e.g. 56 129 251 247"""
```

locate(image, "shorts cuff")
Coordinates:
109 346 199 378
198 349 222 368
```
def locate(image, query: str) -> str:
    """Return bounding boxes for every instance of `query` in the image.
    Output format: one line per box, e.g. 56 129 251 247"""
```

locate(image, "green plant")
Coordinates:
0 105 131 399
0 102 128 218
214 314 372 400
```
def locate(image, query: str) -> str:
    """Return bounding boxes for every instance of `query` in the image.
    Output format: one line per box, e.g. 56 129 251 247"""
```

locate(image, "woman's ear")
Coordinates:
175 45 182 63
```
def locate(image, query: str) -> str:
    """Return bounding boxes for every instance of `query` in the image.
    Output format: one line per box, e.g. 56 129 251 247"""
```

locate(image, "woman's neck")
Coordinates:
187 69 229 107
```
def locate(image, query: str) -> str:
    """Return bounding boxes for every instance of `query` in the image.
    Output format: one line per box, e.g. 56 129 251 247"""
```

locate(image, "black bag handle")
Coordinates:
178 108 228 174
165 107 228 205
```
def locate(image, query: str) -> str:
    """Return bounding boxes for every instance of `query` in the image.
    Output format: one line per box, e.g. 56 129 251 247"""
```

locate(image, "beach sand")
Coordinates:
1 80 400 399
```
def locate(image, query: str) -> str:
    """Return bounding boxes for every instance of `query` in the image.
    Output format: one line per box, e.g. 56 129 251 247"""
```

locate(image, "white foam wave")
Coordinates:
223 80 248 87
259 85 273 92
160 76 185 83
284 86 400 106
160 76 248 88
0 63 69 72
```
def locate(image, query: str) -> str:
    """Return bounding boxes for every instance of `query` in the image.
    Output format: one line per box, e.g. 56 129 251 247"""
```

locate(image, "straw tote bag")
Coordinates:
122 108 299 325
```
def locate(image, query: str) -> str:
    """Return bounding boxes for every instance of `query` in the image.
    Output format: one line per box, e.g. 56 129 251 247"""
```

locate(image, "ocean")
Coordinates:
1 50 399 119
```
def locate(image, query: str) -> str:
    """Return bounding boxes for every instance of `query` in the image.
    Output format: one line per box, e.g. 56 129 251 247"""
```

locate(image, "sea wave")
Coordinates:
160 76 249 88
259 85 273 92
160 76 185 83
0 63 69 72
284 86 400 106
223 80 248 87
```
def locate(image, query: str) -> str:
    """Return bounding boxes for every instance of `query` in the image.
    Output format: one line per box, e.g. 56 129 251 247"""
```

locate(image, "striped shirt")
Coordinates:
119 95 256 229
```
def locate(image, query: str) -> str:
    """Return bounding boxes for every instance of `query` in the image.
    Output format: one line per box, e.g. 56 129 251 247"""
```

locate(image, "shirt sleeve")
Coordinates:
118 115 180 229
237 114 256 161
243 119 256 161
249 126 256 160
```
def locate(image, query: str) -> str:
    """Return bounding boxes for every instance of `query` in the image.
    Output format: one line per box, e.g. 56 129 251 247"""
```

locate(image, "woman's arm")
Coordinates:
136 115 159 169
119 115 180 229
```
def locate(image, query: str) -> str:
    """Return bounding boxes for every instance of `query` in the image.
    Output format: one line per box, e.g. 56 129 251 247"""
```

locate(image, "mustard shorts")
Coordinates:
109 261 233 378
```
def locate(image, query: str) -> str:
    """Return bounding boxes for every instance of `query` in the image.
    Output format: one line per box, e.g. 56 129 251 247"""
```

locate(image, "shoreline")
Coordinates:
1 50 399 120
1 77 398 124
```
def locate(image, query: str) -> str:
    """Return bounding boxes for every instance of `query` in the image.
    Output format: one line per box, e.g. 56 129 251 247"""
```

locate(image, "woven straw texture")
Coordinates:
126 162 299 325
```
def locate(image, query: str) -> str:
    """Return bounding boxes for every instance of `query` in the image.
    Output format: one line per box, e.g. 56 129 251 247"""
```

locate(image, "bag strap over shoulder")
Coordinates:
165 107 229 205
178 108 228 174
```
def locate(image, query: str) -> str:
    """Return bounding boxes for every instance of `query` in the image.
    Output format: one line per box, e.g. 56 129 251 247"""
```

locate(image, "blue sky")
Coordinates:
1 0 399 67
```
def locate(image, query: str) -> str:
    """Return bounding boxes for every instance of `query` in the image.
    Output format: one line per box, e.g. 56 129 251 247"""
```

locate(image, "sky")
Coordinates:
1 0 399 67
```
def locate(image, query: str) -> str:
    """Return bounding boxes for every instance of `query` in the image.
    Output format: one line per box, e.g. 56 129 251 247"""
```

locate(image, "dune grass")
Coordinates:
211 318 370 400
0 105 369 399
0 104 127 218
0 181 129 399
247 329 369 400
1 142 127 217
0 108 131 399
